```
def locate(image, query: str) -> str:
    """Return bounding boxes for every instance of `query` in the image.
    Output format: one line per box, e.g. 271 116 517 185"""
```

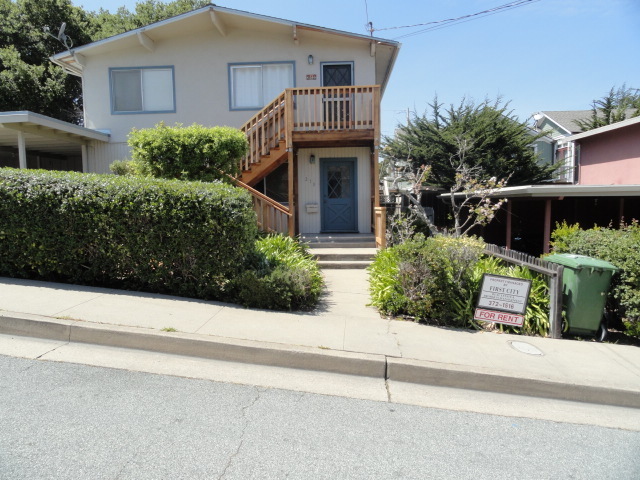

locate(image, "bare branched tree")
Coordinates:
447 136 508 236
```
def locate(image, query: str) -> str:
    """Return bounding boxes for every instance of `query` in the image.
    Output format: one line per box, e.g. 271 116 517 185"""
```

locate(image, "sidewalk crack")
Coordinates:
218 387 261 479
52 293 104 318
386 319 402 358
34 341 69 360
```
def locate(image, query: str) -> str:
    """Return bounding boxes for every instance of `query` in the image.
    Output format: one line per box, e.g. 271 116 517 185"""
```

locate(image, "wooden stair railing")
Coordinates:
233 178 292 235
239 91 289 177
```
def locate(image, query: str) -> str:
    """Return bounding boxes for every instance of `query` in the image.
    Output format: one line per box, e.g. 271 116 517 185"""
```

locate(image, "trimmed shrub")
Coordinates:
128 123 248 181
551 221 640 336
0 168 257 300
232 234 324 311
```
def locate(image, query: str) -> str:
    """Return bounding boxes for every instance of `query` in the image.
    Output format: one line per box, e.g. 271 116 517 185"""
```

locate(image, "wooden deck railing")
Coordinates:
291 85 379 132
239 86 380 174
233 178 291 235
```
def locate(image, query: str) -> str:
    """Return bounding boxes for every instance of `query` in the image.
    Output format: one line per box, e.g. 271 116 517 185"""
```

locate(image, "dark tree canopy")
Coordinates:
0 0 94 123
576 84 640 131
0 0 209 124
382 97 557 190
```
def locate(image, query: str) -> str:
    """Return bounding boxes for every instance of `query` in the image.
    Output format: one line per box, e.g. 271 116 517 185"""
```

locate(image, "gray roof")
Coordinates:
541 109 639 135
541 111 592 134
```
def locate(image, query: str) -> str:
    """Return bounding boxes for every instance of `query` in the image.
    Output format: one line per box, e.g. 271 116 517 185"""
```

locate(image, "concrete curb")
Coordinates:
386 358 640 409
0 313 385 378
2 312 639 409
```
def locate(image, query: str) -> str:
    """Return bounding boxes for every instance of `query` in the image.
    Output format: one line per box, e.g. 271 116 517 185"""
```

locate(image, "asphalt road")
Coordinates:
1 354 638 480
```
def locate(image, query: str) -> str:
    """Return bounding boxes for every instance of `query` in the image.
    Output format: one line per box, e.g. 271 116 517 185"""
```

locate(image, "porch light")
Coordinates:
309 154 316 164
308 55 314 65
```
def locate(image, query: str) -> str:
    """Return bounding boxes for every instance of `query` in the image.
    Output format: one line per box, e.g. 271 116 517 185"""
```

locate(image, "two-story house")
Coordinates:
4 5 400 246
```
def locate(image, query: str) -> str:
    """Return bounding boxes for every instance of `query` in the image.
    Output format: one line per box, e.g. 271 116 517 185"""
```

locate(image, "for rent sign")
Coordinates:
474 274 532 328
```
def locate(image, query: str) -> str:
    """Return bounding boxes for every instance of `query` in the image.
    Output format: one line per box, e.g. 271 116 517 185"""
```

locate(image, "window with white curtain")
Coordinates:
110 67 175 114
229 62 294 110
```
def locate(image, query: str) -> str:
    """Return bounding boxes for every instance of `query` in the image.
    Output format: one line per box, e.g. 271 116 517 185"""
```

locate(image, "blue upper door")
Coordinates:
321 158 357 232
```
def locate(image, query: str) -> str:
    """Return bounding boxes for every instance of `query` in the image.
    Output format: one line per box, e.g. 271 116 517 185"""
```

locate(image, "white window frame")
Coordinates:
110 66 176 115
228 62 295 111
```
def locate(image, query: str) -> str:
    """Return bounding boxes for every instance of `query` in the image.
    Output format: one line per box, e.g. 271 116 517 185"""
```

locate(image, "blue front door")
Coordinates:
321 158 357 232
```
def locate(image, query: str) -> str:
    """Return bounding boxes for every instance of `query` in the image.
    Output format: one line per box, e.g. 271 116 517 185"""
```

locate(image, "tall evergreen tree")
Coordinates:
382 97 557 190
576 85 640 131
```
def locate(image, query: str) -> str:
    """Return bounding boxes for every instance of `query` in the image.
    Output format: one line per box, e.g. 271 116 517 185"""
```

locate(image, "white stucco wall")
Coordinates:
297 147 372 234
82 25 377 170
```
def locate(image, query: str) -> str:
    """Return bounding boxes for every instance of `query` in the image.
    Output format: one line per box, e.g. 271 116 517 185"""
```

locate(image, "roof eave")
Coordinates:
564 116 640 142
49 4 400 76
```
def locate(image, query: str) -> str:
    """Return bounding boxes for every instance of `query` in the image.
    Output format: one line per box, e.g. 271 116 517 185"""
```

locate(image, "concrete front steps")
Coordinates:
301 234 378 269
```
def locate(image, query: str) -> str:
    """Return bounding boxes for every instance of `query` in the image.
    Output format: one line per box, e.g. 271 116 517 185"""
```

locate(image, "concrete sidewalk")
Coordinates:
0 272 639 409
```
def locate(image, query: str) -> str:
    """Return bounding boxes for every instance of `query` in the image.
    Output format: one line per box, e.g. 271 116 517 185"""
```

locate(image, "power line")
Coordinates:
373 0 542 39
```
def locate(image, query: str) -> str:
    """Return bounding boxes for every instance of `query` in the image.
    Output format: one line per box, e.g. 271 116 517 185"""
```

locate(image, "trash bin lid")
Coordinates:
545 253 619 272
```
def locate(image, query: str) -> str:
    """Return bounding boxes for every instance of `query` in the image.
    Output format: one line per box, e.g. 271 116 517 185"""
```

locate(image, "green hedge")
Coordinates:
551 222 640 337
128 123 248 181
0 168 257 299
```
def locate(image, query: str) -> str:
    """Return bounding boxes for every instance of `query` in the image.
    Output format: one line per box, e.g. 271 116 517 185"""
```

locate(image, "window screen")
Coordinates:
111 67 174 113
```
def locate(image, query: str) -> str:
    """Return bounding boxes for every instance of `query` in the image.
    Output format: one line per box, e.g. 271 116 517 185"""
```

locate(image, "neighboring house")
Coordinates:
566 115 640 185
479 115 640 255
531 110 592 183
1 5 401 246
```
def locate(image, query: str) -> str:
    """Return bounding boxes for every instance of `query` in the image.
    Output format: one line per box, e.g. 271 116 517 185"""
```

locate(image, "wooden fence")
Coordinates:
484 244 564 338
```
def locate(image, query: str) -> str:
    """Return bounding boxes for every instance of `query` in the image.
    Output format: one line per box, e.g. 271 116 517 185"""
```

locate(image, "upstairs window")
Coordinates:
110 67 175 114
229 62 294 110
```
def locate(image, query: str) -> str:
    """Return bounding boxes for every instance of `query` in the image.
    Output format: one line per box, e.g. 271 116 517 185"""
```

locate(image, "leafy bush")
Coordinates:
369 234 485 326
370 235 552 335
551 221 640 336
0 168 257 300
109 159 149 176
232 234 323 310
127 123 248 181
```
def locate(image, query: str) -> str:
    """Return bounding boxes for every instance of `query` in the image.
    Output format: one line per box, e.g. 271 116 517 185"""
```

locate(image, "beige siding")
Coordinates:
82 27 376 152
86 142 131 174
297 147 371 234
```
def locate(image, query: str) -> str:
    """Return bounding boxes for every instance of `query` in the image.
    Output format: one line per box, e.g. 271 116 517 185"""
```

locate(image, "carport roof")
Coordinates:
442 184 640 199
0 111 109 157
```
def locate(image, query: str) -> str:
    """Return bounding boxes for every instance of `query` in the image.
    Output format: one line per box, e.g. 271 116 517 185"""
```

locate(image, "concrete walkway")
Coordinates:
0 272 639 409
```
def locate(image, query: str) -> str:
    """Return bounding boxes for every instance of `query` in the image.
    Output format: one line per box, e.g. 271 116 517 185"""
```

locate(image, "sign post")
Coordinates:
474 274 532 328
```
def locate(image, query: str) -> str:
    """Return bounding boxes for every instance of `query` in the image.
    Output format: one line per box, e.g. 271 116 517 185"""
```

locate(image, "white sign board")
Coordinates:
474 274 532 327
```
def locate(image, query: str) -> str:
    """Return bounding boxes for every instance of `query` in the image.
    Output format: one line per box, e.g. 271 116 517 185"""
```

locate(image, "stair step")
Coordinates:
301 234 376 249
309 248 377 262
306 242 375 248
317 260 372 269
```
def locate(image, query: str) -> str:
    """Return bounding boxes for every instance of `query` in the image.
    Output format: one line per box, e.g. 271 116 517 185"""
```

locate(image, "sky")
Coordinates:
73 0 640 137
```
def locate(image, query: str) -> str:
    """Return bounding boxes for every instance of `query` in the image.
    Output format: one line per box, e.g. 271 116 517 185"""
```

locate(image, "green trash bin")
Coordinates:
545 254 618 340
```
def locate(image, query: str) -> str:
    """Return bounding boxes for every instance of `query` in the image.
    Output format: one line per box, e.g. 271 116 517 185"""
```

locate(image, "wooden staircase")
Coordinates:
301 234 377 269
239 139 288 187
233 86 385 245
